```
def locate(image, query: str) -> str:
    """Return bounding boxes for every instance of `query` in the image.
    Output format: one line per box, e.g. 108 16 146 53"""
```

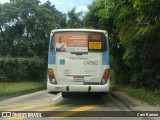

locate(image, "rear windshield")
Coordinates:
51 32 107 52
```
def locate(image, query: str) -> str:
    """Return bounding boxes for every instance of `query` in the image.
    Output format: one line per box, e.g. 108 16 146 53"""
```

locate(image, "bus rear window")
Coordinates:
53 32 107 52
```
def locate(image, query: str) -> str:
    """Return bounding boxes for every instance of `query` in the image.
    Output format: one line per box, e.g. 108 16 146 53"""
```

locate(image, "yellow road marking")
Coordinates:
37 104 70 111
50 105 98 118
8 103 50 111
0 102 46 109
0 104 22 109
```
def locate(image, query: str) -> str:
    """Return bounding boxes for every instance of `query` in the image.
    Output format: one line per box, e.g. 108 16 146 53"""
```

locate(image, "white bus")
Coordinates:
47 29 110 98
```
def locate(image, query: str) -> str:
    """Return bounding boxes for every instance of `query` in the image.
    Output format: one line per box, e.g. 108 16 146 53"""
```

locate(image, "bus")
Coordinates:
47 29 110 98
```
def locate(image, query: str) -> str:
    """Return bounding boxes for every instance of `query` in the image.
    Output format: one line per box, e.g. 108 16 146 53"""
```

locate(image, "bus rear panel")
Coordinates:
47 29 110 96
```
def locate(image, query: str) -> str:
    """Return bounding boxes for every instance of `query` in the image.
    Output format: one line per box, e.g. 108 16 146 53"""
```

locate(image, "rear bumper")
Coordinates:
47 82 110 93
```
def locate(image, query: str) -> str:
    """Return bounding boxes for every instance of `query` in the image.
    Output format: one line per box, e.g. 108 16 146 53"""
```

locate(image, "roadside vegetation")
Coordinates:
0 0 82 97
122 87 160 105
84 0 160 104
0 0 66 82
111 69 160 105
0 82 46 99
111 84 160 105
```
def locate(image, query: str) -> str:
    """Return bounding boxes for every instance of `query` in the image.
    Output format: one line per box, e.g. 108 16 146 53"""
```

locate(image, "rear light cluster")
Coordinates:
48 69 57 84
103 69 109 79
101 69 109 85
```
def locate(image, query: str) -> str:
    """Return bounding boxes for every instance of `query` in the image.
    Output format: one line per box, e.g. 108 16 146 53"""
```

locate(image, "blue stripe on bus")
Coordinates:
102 52 109 65
48 34 56 64
102 35 109 65
48 51 56 64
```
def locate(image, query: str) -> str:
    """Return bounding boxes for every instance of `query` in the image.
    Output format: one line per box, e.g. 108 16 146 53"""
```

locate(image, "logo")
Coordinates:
60 59 65 65
1 112 42 118
2 112 11 117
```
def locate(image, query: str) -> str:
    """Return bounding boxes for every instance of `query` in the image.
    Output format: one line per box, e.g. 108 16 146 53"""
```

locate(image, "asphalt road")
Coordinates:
0 91 158 120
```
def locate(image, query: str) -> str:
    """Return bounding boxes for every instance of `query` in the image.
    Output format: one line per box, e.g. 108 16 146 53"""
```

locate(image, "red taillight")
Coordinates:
48 68 57 84
48 69 54 79
103 70 109 79
101 69 109 84
49 74 54 79
103 74 108 79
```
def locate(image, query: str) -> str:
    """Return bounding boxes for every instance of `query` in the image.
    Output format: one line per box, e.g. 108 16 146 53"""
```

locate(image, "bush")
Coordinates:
0 57 47 82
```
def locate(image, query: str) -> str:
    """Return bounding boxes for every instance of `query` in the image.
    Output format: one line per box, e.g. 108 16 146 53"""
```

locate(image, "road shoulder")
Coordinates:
110 90 160 111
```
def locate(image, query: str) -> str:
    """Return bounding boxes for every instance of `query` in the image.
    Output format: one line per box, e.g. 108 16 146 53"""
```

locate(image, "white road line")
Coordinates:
52 95 61 101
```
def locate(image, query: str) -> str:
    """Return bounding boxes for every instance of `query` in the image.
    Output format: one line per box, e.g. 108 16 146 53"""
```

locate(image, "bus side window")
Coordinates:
50 35 55 51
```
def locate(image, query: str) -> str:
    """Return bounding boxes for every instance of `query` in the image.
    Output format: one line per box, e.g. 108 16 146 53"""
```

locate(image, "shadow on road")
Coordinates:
55 93 111 106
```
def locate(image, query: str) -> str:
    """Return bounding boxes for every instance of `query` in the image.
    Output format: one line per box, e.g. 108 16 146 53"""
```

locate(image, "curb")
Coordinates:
110 90 137 110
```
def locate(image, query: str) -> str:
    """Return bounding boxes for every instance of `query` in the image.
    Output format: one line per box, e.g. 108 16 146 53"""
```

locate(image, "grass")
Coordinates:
122 87 160 105
111 84 160 105
0 82 46 99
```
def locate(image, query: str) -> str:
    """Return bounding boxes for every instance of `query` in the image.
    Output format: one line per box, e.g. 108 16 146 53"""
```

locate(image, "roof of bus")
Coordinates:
51 29 107 33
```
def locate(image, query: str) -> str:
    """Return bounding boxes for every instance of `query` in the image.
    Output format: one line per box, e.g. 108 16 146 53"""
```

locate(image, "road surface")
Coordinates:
0 90 159 120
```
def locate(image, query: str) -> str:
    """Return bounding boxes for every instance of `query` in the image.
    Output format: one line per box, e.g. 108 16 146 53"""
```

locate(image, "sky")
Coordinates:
0 0 93 13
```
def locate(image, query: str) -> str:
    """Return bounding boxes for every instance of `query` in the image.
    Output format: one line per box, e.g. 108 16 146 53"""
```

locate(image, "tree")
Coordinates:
84 0 160 89
67 7 83 28
0 0 67 58
0 0 67 81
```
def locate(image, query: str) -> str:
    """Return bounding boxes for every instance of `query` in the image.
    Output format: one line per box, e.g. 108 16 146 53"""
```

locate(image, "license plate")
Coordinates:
73 76 84 81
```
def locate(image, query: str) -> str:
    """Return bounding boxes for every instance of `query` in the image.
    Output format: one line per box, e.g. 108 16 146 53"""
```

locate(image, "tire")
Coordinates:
48 92 59 94
102 92 109 95
94 93 102 98
62 92 70 98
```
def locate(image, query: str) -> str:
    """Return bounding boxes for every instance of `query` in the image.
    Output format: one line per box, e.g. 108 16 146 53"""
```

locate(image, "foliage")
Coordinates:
0 0 66 58
67 7 83 28
0 57 46 82
122 87 160 105
84 0 160 90
0 0 67 81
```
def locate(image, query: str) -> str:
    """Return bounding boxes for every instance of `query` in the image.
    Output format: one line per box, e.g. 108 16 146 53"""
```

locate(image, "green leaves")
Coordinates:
0 0 66 58
0 57 46 82
0 0 67 81
67 7 83 28
84 0 160 89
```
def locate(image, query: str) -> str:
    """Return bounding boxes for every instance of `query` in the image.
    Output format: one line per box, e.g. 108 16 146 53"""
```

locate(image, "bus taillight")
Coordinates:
101 69 109 84
49 74 54 79
48 69 53 75
48 69 57 84
103 69 109 79
103 74 108 79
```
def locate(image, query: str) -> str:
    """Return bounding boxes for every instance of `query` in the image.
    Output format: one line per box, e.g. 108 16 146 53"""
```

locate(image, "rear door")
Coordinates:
53 31 107 85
